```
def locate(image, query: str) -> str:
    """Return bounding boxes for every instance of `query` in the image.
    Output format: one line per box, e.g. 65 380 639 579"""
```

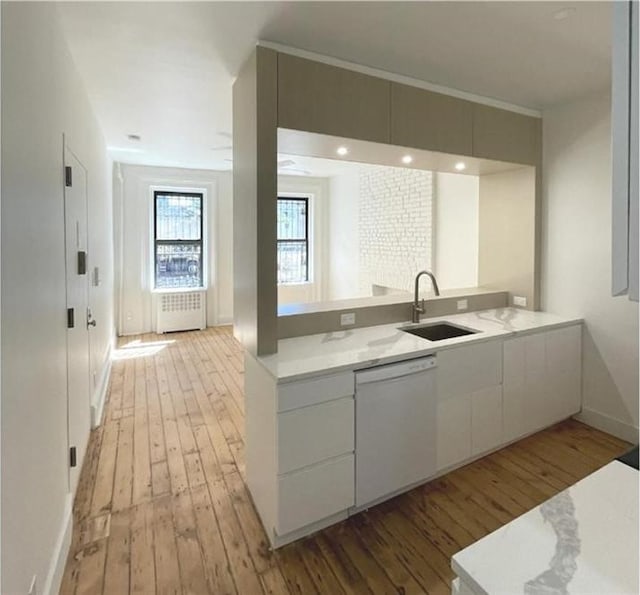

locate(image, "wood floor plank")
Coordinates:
102 510 130 595
132 357 152 505
350 514 426 595
91 419 120 517
172 490 209 595
112 415 134 512
324 522 399 595
190 485 238 595
314 534 373 595
207 475 265 594
130 502 156 594
74 539 108 595
153 495 183 595
61 327 628 595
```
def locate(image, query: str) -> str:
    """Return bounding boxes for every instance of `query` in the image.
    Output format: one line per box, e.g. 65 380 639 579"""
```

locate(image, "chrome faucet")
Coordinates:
412 270 440 323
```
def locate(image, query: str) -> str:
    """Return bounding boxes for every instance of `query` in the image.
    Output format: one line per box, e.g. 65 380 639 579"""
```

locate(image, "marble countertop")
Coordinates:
257 308 582 381
452 460 639 595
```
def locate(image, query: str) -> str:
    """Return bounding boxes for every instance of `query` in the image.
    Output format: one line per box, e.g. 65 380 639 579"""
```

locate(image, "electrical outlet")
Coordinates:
513 295 527 307
340 312 356 326
457 299 468 311
28 575 37 595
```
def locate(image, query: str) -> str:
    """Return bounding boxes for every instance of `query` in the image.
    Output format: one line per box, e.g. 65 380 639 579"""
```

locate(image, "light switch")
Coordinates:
457 299 468 311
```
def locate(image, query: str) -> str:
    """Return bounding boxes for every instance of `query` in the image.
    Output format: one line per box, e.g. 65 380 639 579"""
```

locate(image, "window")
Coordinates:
277 197 309 284
153 191 204 289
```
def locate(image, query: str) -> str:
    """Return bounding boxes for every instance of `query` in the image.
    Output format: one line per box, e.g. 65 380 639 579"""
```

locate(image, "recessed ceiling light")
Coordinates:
553 7 576 21
336 146 349 156
454 162 467 171
402 155 413 164
127 134 141 141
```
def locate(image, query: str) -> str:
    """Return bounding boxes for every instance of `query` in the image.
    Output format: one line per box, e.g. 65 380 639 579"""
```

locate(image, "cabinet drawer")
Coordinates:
277 454 354 535
278 371 354 412
278 397 354 474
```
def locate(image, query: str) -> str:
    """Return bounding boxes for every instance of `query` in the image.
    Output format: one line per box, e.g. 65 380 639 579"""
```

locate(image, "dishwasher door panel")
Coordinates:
355 368 437 507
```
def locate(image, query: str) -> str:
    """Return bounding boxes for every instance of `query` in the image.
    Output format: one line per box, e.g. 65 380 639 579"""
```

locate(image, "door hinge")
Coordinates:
69 446 77 468
65 166 72 187
77 251 87 275
67 308 75 329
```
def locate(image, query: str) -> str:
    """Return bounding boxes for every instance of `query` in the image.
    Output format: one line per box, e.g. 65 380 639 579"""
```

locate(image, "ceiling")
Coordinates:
57 1 612 170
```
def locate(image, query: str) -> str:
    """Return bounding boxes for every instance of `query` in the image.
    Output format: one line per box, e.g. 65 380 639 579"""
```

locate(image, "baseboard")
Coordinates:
91 354 112 429
210 316 233 327
42 493 73 595
574 407 639 443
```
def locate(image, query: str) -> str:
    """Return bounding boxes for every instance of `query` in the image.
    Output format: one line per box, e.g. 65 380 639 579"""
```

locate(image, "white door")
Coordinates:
64 146 91 494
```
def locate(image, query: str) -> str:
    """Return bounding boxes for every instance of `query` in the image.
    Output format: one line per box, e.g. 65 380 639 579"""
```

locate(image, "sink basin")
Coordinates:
401 322 478 341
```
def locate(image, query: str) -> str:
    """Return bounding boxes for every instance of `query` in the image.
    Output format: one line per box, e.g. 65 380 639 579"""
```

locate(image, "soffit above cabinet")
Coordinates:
278 128 527 177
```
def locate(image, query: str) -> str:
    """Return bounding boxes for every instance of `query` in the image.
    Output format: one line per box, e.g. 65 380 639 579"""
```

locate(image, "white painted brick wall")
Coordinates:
359 166 433 295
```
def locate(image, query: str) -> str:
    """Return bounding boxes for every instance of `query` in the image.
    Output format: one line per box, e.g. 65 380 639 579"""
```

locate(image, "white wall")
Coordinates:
434 172 479 290
543 91 639 442
115 164 233 334
1 3 113 594
328 170 361 300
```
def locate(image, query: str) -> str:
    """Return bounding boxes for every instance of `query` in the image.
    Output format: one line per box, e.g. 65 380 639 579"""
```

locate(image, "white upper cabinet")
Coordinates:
612 0 639 301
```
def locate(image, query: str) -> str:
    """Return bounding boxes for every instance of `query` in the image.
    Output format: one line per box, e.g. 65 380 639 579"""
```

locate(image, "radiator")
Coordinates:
155 290 206 333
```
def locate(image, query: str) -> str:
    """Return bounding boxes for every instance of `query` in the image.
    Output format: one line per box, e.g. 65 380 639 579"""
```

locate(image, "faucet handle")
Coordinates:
421 298 425 313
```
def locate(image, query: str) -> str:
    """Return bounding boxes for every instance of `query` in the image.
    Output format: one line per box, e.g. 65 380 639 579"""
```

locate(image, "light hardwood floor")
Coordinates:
60 327 630 595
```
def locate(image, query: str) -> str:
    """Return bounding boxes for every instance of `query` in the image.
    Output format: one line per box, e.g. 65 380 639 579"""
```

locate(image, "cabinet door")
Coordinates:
437 340 503 399
471 386 503 456
437 394 472 471
277 53 391 143
545 326 582 421
503 325 582 442
390 83 473 155
472 104 541 165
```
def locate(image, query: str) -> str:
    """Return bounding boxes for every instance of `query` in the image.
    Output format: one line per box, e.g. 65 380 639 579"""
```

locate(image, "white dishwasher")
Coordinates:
355 355 437 508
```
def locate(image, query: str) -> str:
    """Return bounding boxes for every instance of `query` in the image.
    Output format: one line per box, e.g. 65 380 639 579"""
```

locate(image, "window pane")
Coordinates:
155 243 202 288
156 194 202 240
277 199 307 240
277 241 307 283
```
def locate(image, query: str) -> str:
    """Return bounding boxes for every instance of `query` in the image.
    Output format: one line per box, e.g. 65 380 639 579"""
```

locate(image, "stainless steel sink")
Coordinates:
401 322 478 341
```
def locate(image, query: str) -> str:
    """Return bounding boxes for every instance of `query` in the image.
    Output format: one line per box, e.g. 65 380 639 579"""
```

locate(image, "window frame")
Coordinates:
153 190 205 290
277 195 310 285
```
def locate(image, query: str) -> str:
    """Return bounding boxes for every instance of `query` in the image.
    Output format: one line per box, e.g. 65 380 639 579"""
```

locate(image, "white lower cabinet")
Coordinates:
436 340 503 471
245 361 356 547
246 322 582 548
503 325 581 442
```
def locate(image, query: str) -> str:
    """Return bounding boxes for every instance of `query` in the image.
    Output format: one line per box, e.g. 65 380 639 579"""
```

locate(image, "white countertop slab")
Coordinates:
452 460 639 595
257 308 582 381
